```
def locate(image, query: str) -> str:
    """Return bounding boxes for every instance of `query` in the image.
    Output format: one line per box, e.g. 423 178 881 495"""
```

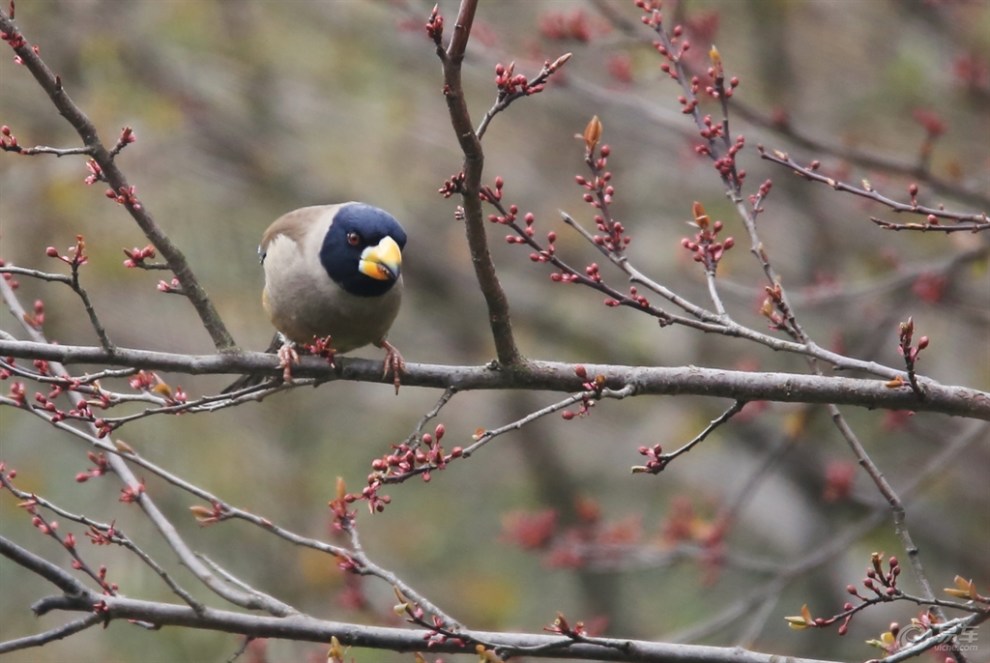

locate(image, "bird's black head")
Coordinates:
320 204 407 297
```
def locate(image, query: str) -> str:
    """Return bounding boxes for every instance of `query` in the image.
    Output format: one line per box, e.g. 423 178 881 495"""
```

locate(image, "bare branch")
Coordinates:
759 147 988 226
2 339 986 419
436 0 521 366
0 583 844 663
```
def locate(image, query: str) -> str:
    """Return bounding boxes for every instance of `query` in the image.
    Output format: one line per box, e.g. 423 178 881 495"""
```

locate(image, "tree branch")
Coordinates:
438 0 522 366
0 583 842 663
2 339 987 419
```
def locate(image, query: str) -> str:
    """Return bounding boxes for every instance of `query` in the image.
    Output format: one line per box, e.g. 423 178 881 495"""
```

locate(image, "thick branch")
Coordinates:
2 340 987 420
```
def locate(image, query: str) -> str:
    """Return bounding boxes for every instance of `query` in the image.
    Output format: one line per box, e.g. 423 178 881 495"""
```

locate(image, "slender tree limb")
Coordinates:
759 147 988 225
0 613 104 654
438 0 521 366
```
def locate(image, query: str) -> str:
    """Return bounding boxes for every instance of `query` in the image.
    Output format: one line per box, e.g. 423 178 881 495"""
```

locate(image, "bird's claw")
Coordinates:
378 339 405 394
277 343 300 382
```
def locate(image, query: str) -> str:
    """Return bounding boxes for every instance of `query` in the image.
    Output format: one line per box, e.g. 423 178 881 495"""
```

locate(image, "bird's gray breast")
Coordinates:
262 232 401 350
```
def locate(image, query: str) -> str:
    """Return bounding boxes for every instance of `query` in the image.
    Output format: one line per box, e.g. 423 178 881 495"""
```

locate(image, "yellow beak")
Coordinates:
358 235 402 281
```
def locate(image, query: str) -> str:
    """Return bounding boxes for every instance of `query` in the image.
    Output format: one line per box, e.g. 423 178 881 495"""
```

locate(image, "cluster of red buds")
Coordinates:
156 277 182 294
46 234 89 269
707 134 745 179
104 184 141 210
20 298 44 329
128 370 187 405
849 552 902 604
650 29 690 82
543 611 588 638
632 443 668 474
85 522 120 546
29 376 109 426
480 176 515 218
705 46 739 99
886 317 929 395
759 282 793 334
787 552 903 636
110 126 136 155
392 588 467 649
438 170 465 198
680 201 734 273
122 245 156 268
29 507 57 535
579 116 630 255
0 18 27 51
561 365 606 420
897 317 928 366
5 474 123 596
83 159 103 185
421 614 466 649
370 425 461 482
0 124 18 150
494 61 535 96
75 451 110 483
327 477 357 532
7 380 26 406
424 4 443 46
334 425 463 516
513 213 541 248
0 258 19 289
748 178 773 212
907 182 921 207
118 478 145 504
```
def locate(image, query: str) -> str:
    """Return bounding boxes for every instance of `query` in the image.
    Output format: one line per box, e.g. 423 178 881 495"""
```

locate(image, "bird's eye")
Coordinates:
346 232 361 247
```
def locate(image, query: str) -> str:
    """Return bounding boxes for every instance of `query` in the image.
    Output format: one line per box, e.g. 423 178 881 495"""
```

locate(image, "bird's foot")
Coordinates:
377 339 405 394
277 342 300 382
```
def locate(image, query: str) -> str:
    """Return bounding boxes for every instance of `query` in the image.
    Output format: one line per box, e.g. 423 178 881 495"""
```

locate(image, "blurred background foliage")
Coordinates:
1 1 988 661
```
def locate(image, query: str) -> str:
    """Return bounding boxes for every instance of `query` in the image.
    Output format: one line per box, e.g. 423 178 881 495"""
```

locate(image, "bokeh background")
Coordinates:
2 1 988 661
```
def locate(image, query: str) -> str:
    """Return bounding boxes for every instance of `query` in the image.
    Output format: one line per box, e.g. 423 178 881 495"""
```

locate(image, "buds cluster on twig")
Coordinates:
680 201 734 274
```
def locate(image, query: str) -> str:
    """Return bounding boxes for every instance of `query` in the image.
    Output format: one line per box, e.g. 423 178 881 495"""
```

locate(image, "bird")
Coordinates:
226 202 407 393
